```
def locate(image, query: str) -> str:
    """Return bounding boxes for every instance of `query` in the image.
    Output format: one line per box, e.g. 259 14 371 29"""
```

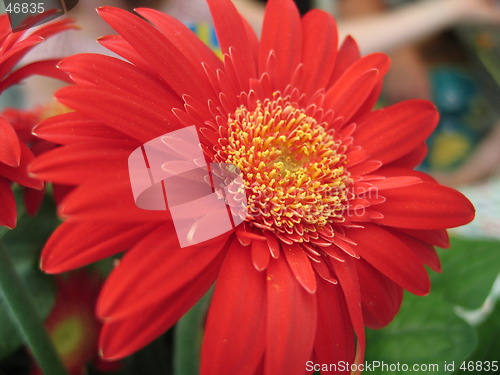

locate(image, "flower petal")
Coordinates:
0 59 72 92
374 182 475 229
398 227 449 249
346 223 430 295
29 140 133 185
33 112 125 144
356 259 403 329
0 117 21 167
301 9 338 94
314 281 355 374
330 257 365 367
97 6 214 101
55 86 179 143
0 142 43 189
324 55 383 125
97 225 229 320
58 53 181 109
41 222 160 273
97 35 151 72
328 36 360 86
201 241 266 375
266 257 317 375
100 251 223 360
58 177 168 222
252 237 271 271
135 7 223 72
388 228 441 272
23 187 44 216
259 0 302 90
0 177 16 229
355 100 439 164
283 242 317 293
207 0 257 84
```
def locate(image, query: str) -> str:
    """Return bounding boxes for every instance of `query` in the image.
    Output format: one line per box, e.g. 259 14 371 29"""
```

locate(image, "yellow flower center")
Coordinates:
218 96 352 238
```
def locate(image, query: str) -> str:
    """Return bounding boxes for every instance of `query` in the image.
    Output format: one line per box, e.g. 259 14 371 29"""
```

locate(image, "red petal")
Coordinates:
388 228 441 272
29 141 132 185
324 62 380 126
259 0 302 90
352 80 383 121
58 53 182 110
55 86 179 143
33 112 125 144
97 226 228 320
58 177 168 222
0 117 21 167
330 257 365 367
100 251 223 360
264 231 281 259
135 8 223 72
0 142 43 189
346 224 430 295
283 242 317 293
0 177 16 228
314 281 355 374
348 160 382 177
328 36 360 86
266 257 317 375
23 187 44 216
374 182 475 229
325 53 390 123
386 143 427 169
356 259 403 329
207 0 257 84
31 17 76 39
0 35 43 79
0 59 72 92
377 166 437 183
97 7 214 101
41 222 160 273
98 35 151 72
252 237 270 271
355 100 438 164
201 241 266 375
367 176 422 191
398 227 450 248
301 9 338 94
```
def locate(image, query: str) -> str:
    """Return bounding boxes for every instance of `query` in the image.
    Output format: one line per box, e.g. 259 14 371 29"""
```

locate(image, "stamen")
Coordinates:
216 95 352 241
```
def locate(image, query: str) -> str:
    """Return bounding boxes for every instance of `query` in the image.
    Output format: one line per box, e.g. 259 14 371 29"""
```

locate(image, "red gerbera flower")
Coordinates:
0 14 74 228
31 271 102 375
31 1 474 374
1 105 75 216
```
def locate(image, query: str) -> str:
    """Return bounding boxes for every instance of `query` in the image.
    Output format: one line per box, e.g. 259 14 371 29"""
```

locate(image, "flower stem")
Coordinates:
173 289 212 375
0 240 69 375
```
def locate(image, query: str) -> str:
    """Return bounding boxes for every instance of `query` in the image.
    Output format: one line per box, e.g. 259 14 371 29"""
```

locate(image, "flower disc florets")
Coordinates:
216 95 352 240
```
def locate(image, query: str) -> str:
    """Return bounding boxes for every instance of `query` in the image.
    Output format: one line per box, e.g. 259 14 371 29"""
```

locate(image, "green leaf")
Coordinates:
0 197 59 360
456 299 500 374
432 237 500 310
173 289 212 375
365 292 477 375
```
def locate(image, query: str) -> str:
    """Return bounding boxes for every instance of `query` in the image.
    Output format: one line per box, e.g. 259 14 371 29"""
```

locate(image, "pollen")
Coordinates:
216 96 352 241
